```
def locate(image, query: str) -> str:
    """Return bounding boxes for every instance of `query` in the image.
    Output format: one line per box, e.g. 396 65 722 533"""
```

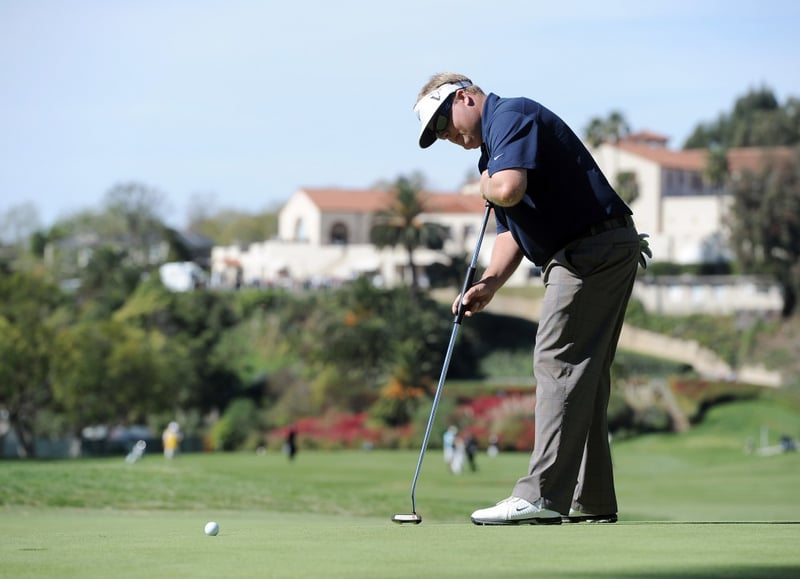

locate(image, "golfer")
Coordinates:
414 73 648 525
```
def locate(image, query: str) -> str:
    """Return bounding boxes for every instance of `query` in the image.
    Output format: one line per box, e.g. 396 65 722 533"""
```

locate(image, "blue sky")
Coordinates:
1 0 799 230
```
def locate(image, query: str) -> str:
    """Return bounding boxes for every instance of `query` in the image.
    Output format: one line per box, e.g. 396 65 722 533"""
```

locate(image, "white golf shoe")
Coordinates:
562 509 618 523
470 497 562 525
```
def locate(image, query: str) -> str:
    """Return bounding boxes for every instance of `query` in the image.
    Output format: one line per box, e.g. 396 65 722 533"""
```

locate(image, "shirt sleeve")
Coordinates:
494 208 509 234
486 111 539 176
478 149 489 174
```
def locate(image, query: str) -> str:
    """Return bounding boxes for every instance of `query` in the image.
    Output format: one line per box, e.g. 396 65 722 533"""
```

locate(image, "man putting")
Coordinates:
414 73 649 525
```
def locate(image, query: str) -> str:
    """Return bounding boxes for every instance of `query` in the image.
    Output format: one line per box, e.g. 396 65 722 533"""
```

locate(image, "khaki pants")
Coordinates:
512 224 640 515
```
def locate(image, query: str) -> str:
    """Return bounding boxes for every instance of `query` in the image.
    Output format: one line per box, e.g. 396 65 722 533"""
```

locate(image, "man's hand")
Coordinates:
452 279 498 318
639 233 652 269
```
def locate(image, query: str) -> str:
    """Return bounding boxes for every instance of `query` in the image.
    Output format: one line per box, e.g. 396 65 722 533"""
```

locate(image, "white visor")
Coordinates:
413 81 472 148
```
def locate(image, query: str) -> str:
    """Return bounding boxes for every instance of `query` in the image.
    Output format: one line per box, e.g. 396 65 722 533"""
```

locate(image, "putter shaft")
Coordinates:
407 201 493 516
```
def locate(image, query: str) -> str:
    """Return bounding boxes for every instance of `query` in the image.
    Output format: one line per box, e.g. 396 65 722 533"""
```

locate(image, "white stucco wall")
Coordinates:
277 192 321 244
591 144 662 237
660 195 732 263
591 142 733 265
632 276 782 316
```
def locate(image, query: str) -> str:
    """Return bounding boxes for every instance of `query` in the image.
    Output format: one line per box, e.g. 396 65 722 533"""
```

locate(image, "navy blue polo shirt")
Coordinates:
479 93 631 265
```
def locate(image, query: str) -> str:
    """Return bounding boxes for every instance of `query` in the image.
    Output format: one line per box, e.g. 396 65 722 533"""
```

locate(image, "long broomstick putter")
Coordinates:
392 201 493 525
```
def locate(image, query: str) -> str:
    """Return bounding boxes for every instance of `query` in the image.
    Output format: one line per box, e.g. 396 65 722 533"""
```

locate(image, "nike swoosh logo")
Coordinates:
515 505 528 511
493 153 504 161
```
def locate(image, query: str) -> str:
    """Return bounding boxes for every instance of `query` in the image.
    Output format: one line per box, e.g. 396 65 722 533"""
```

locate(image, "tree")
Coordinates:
0 202 41 247
727 148 800 317
684 87 800 149
51 319 192 428
370 176 449 294
295 279 397 411
0 271 65 457
188 207 278 246
615 171 640 205
115 278 243 412
46 276 246 437
77 245 145 318
40 182 169 290
703 144 730 191
103 182 168 266
584 111 631 147
277 278 453 422
368 338 430 427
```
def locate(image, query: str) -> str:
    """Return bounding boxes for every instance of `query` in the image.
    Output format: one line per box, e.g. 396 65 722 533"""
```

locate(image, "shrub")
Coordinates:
266 410 382 451
208 398 260 451
670 377 762 423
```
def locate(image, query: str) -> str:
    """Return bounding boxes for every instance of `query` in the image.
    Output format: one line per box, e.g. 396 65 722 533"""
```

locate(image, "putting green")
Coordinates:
2 509 799 578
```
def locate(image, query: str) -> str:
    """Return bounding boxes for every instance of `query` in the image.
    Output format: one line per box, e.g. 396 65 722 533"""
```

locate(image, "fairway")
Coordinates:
2 400 800 578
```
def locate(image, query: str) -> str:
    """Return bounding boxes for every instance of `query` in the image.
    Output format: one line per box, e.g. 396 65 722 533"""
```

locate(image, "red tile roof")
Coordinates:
624 131 671 146
615 143 794 173
616 142 706 170
725 147 796 173
297 188 486 214
299 188 394 212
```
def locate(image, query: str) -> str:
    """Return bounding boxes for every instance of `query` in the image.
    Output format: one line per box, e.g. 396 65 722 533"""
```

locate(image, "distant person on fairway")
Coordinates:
414 73 650 525
284 427 297 461
162 421 181 459
443 425 457 469
465 434 479 472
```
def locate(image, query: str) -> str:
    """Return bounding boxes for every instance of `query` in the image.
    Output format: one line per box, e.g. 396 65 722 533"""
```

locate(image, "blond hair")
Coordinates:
415 72 484 104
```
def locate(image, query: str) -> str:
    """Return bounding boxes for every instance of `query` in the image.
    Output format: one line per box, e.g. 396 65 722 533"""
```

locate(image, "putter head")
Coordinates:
392 513 422 525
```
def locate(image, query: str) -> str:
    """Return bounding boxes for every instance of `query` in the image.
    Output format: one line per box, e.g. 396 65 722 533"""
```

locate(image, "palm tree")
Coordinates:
615 171 640 205
585 117 607 148
605 111 631 143
703 144 730 191
584 111 631 146
703 144 730 262
370 176 449 295
585 112 633 203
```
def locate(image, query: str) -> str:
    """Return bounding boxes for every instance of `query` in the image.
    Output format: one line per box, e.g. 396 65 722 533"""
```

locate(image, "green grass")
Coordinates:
2 511 797 579
2 398 799 578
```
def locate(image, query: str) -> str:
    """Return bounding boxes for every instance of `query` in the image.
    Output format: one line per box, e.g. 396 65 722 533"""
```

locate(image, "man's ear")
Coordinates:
463 90 481 109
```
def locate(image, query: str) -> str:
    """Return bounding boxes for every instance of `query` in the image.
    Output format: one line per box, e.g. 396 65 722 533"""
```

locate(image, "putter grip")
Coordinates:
455 265 477 324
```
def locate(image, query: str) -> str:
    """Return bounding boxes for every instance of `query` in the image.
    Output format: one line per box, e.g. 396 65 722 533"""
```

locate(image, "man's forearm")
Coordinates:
480 231 524 290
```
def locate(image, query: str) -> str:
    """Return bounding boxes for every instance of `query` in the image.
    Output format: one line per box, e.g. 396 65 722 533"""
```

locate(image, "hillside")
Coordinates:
434 286 794 389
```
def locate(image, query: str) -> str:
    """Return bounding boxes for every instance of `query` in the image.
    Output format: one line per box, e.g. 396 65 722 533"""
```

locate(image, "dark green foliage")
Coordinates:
188 209 278 246
0 270 66 457
100 278 245 414
52 318 192 425
727 148 800 317
231 287 292 318
76 246 144 318
583 111 631 146
615 171 640 205
208 398 261 450
280 277 467 416
670 378 763 424
683 87 800 149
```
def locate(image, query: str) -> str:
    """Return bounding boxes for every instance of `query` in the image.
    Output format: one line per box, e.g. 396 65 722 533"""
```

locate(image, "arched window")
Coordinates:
330 222 348 244
294 218 307 241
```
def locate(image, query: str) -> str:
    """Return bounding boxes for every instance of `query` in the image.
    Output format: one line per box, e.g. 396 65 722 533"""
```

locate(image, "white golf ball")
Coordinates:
204 521 220 536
